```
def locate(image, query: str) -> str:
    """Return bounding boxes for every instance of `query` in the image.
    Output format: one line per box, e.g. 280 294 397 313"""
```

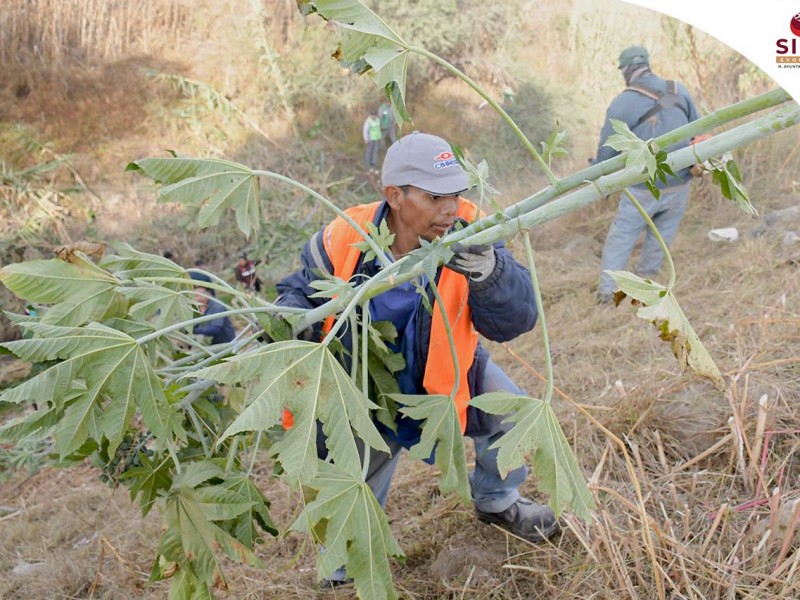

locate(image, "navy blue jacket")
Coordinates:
594 72 700 188
275 201 538 400
194 298 235 344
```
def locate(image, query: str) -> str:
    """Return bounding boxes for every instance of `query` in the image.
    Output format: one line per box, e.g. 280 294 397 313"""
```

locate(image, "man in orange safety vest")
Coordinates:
276 132 559 587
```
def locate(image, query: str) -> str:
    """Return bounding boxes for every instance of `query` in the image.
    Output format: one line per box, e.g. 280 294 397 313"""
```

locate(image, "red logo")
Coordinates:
434 151 454 161
792 12 800 37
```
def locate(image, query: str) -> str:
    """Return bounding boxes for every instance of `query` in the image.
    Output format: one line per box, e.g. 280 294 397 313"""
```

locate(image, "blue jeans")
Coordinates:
333 358 527 514
598 183 690 296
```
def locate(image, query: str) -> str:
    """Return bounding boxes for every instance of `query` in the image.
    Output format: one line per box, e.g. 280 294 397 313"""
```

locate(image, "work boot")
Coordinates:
597 292 614 305
319 566 353 590
475 497 560 543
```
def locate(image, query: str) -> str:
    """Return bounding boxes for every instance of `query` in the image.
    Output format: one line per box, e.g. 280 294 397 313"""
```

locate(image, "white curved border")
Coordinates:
623 0 800 101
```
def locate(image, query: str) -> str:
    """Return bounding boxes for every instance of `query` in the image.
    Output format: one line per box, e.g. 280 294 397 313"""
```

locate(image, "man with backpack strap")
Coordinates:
276 132 559 587
593 45 700 303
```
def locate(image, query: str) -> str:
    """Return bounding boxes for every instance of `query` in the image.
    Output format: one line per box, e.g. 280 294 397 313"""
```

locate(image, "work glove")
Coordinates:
446 242 497 282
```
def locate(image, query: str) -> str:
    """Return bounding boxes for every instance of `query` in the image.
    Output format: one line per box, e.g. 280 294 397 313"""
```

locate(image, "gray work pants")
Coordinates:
598 183 690 296
339 358 527 513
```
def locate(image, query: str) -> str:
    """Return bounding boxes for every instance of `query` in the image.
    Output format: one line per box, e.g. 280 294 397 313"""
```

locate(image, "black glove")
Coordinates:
445 243 497 282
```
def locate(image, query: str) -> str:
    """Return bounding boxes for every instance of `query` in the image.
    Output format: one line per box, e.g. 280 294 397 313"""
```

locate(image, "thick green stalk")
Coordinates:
410 45 558 187
225 437 240 476
621 188 676 290
295 103 800 333
136 305 303 346
252 170 392 269
448 88 792 245
522 234 553 405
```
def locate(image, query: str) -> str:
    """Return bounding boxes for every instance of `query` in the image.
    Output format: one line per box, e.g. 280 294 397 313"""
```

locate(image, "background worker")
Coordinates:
362 108 382 174
593 45 700 303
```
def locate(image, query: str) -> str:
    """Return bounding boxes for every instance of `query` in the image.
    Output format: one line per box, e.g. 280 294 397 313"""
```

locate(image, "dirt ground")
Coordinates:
1 172 799 599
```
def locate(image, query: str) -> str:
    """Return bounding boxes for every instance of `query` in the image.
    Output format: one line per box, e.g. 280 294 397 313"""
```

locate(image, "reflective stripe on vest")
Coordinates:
283 200 481 432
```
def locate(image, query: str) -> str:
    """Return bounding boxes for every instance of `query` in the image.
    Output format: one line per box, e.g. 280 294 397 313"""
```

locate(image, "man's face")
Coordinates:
387 185 461 243
194 287 209 309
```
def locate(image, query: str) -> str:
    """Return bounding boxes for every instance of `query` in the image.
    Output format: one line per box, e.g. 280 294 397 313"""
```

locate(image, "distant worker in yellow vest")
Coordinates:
362 108 382 174
276 131 559 587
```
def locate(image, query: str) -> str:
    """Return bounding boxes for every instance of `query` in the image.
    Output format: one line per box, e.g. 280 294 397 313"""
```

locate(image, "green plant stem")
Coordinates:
360 302 372 482
186 404 211 458
621 188 676 290
225 437 240 476
410 45 558 187
136 305 299 346
521 234 553 405
167 442 182 475
252 170 392 270
321 263 402 345
162 330 262 384
428 278 460 402
141 276 236 293
247 431 262 478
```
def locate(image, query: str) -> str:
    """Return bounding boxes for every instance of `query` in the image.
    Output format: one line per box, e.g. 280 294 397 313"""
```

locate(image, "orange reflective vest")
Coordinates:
283 200 481 432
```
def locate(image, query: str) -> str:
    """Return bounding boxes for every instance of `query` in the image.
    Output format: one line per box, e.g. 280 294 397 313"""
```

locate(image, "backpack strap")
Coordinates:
626 80 690 130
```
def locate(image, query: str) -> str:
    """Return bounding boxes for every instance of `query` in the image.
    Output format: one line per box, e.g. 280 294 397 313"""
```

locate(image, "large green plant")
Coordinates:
1 2 798 598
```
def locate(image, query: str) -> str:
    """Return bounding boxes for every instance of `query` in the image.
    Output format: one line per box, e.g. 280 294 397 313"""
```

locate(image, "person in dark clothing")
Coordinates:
276 131 558 586
188 259 213 288
192 286 235 344
593 45 700 303
234 255 262 293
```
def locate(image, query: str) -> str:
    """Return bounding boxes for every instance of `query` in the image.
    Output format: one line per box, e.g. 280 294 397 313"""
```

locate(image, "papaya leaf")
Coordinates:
353 220 395 263
159 566 213 600
157 462 261 593
126 157 260 237
0 256 128 327
605 119 657 180
121 283 194 329
393 393 471 503
307 276 357 305
406 238 453 283
0 322 185 455
469 392 595 521
452 147 501 213
120 450 173 517
102 243 186 282
253 312 294 343
196 341 389 483
221 475 278 544
711 158 757 216
298 0 411 123
291 461 404 600
0 402 61 442
607 271 725 389
540 128 569 163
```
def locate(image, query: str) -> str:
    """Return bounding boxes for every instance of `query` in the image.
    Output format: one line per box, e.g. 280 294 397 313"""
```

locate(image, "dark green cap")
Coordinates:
618 45 649 69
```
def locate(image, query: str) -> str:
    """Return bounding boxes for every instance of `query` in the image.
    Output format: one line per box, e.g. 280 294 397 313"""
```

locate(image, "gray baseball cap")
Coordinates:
618 45 649 69
381 131 470 195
